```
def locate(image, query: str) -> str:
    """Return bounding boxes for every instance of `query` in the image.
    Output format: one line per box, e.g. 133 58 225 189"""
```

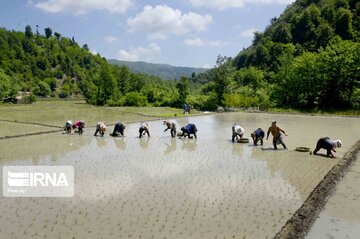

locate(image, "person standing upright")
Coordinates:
266 120 287 149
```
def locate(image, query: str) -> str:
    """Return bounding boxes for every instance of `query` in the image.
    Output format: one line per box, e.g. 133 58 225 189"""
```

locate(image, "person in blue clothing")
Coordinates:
110 122 126 137
251 128 265 146
179 123 197 139
313 137 342 158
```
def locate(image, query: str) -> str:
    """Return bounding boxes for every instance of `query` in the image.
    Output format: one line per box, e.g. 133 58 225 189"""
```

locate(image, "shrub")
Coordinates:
123 92 148 107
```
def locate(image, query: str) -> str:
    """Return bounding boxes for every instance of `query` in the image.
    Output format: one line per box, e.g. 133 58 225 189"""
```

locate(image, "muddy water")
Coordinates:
306 152 360 239
0 113 359 238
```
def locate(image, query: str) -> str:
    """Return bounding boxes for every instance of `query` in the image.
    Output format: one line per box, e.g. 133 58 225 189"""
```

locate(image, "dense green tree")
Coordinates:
335 8 354 39
211 55 234 105
25 25 33 39
44 27 52 39
82 44 89 51
124 92 148 106
54 32 61 40
33 81 51 97
176 76 189 106
318 38 359 108
272 22 292 43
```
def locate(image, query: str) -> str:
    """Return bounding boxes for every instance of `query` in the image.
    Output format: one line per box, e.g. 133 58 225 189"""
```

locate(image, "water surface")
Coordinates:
0 113 359 238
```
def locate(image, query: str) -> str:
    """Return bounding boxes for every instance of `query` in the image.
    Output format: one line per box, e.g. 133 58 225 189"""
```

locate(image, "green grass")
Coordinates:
0 100 202 127
267 108 360 117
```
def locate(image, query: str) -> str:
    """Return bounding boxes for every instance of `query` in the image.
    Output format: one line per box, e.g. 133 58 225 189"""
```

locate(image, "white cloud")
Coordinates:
117 43 161 61
184 37 227 46
202 64 212 68
187 0 294 9
240 28 258 37
35 0 133 15
127 5 212 40
104 36 117 43
90 49 98 55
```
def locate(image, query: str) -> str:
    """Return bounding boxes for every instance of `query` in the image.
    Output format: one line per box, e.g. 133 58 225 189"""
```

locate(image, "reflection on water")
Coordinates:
138 137 150 149
180 138 197 151
0 113 359 238
113 137 126 150
164 138 177 155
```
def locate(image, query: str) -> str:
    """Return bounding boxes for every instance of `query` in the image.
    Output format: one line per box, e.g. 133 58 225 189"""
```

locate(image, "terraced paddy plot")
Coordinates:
0 101 189 127
0 113 359 238
0 121 58 138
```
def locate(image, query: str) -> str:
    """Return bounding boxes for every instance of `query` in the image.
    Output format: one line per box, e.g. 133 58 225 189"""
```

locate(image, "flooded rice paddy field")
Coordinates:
0 121 56 138
306 152 360 239
0 112 359 238
0 101 186 128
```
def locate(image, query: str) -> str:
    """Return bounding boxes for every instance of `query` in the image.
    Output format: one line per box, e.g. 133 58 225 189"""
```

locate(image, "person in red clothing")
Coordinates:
72 120 85 134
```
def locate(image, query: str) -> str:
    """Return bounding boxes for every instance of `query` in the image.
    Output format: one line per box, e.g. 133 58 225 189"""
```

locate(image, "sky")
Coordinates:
0 0 295 68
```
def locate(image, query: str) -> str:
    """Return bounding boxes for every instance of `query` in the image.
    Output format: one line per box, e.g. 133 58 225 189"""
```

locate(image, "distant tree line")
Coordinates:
0 26 187 107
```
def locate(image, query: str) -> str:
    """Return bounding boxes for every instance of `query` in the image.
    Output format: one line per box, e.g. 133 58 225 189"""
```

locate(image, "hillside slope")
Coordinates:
109 59 207 80
233 0 359 71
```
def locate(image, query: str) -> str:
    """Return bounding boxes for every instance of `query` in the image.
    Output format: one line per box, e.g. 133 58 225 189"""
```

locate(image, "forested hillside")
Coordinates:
0 0 359 111
228 0 359 109
109 59 207 80
0 26 184 107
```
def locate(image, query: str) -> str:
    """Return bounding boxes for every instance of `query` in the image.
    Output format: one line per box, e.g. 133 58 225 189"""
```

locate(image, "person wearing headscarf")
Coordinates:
232 123 245 142
94 122 106 136
179 123 197 139
110 122 126 137
163 120 177 138
313 137 342 158
72 120 85 134
139 122 150 138
64 120 73 133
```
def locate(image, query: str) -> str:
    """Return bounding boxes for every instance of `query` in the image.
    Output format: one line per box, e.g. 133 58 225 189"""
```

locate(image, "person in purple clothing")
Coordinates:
179 123 197 139
313 137 342 158
72 120 85 134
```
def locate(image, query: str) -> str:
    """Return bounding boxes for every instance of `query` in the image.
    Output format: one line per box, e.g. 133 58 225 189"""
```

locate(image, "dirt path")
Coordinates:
273 140 360 239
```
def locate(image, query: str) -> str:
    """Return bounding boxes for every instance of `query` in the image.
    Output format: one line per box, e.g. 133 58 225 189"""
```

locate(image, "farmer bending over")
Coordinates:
232 123 244 142
94 122 106 136
179 123 197 139
251 128 265 146
163 120 177 138
313 137 342 158
64 120 73 133
111 122 126 137
73 120 85 134
139 122 150 138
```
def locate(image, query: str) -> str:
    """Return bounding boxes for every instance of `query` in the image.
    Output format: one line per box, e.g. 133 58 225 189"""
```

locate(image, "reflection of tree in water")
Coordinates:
113 137 126 150
164 138 177 155
139 137 150 149
181 139 197 151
